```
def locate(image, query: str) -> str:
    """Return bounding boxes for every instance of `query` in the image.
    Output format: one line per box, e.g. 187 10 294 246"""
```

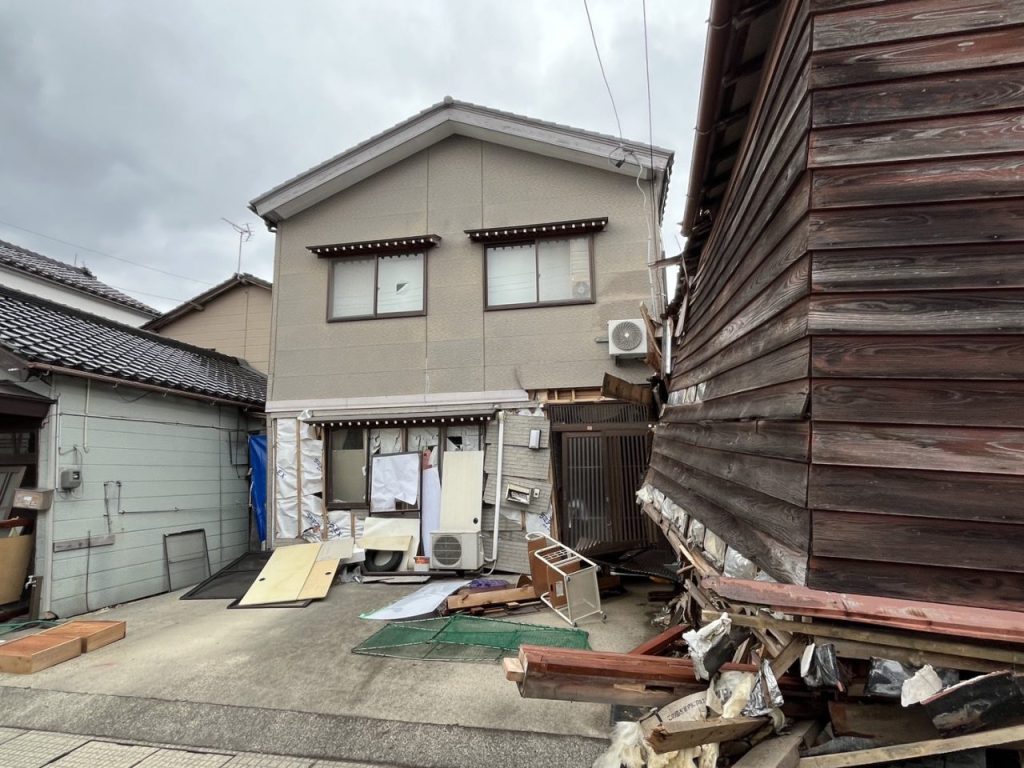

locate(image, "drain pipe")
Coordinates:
487 411 506 565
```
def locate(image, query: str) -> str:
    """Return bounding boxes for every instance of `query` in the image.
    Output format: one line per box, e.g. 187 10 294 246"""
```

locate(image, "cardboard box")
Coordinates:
0 533 32 604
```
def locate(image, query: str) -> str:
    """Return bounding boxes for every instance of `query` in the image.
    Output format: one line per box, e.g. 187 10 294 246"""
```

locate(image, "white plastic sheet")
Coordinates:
360 579 471 621
370 453 420 512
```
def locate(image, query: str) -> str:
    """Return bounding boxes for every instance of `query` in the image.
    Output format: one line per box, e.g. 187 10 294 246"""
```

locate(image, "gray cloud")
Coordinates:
0 1 708 311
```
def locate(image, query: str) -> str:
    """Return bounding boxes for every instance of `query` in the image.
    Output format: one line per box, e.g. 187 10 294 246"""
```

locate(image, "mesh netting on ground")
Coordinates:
352 613 590 662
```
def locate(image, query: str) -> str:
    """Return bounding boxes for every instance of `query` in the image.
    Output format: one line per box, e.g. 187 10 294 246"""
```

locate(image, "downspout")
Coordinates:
488 411 506 564
43 392 59 615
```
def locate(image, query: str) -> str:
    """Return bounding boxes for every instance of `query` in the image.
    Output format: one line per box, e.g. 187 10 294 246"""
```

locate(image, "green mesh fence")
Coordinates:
353 614 590 662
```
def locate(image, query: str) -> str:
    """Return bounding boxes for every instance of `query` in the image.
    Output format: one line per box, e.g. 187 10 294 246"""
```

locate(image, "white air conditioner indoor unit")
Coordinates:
430 531 483 570
607 319 647 357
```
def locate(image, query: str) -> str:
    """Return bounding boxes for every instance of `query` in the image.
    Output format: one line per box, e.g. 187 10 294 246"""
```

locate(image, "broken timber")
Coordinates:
648 716 770 754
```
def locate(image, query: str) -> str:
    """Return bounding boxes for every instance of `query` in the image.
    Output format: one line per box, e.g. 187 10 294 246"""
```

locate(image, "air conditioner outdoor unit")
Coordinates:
430 531 483 570
608 319 647 357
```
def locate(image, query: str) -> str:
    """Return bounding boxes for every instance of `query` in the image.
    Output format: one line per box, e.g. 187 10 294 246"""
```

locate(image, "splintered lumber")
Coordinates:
712 611 1023 671
41 620 126 652
771 636 810 678
704 576 1024 645
628 624 687 656
648 716 769 754
0 634 81 674
733 720 821 768
446 585 537 611
798 723 1024 768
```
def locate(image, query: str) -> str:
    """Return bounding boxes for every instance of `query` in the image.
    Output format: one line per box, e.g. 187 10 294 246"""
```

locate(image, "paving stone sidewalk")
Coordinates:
0 728 390 768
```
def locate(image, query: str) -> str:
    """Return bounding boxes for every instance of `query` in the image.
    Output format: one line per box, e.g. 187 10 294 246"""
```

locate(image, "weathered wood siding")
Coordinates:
653 0 1024 609
805 0 1024 609
650 1 815 585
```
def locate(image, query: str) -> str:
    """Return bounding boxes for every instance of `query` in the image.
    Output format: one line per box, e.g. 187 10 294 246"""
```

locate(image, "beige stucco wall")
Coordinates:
155 285 272 372
269 135 653 402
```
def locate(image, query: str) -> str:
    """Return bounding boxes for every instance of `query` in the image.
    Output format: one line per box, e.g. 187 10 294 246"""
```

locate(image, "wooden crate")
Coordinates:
42 620 126 652
0 634 81 674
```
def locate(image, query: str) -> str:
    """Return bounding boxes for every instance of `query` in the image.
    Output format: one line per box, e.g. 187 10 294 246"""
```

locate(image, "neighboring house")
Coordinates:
644 0 1024 611
249 98 672 567
0 285 266 618
144 273 273 373
0 239 158 326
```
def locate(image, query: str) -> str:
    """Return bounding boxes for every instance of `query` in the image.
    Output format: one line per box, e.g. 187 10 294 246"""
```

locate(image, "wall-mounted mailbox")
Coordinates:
528 429 542 450
504 482 533 506
12 488 54 510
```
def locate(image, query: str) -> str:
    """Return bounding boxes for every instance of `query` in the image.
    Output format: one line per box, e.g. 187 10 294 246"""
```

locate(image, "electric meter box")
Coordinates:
59 468 82 491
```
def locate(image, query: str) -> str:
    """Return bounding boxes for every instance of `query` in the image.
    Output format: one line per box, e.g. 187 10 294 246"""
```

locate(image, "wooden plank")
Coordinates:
810 109 1024 168
812 379 1024 428
439 451 484 531
716 611 1024 668
649 448 810 553
517 670 698 708
828 701 939 744
812 422 1024 475
826 637 1007 674
703 575 1024 643
357 535 412 552
0 634 81 674
811 155 1024 209
649 716 769 754
601 373 653 410
733 720 820 768
771 636 809 677
798 723 1024 768
812 0 1024 51
808 556 1024 613
297 558 340 600
656 420 809 463
663 380 810 423
812 244 1024 293
690 339 810 403
811 24 1024 87
628 624 687 657
446 585 537 610
812 510 1024 572
809 464 1024 524
811 335 1024 380
238 543 321 606
503 656 525 683
41 620 126 653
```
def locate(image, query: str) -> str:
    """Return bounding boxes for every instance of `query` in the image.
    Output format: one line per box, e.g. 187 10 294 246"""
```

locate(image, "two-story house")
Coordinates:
250 98 672 569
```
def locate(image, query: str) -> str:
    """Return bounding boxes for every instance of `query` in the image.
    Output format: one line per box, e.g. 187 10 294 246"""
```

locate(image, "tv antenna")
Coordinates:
222 218 253 274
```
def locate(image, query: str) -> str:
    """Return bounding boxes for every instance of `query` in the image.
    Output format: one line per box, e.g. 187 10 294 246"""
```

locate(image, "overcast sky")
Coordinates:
0 1 709 312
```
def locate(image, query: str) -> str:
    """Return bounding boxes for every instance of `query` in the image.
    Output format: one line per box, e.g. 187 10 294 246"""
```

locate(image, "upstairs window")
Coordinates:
308 235 440 321
465 218 606 310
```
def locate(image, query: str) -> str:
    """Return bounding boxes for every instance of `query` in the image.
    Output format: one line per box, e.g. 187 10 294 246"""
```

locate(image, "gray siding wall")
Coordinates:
269 135 652 403
17 374 255 617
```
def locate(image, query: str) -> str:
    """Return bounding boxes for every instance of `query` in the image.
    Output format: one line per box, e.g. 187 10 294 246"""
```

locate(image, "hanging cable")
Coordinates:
582 0 623 141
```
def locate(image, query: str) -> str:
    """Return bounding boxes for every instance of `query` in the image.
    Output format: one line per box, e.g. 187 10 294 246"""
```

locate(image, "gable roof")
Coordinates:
0 239 159 316
250 97 674 227
143 272 271 332
0 286 266 407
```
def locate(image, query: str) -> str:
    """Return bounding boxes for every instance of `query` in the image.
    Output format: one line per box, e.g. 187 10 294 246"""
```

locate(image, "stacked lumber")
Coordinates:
504 574 1024 767
0 620 126 674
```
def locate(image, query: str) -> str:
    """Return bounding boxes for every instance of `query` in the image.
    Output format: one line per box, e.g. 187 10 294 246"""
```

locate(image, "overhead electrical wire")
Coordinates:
582 0 624 142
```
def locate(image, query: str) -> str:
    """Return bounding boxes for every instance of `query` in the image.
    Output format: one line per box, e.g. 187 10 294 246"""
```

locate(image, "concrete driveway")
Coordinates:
0 580 661 767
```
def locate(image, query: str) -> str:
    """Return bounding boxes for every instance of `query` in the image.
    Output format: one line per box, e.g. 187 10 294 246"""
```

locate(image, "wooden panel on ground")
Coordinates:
798 723 1024 768
439 451 484 531
648 716 769 754
41 621 126 653
828 701 939 744
0 634 81 674
446 585 537 611
238 543 321 606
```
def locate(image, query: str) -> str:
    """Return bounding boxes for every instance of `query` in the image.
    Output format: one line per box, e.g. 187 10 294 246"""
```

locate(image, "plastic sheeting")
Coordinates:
248 434 267 543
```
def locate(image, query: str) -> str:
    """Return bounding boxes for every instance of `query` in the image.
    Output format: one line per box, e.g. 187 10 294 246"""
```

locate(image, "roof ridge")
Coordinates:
143 272 272 330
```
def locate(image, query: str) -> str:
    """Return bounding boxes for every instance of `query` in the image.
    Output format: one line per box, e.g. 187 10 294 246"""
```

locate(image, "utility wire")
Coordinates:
642 0 656 180
0 218 216 286
583 0 624 141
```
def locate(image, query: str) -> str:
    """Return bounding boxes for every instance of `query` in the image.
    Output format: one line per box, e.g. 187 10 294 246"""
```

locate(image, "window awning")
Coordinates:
464 217 608 244
0 381 55 419
308 234 441 258
303 408 495 428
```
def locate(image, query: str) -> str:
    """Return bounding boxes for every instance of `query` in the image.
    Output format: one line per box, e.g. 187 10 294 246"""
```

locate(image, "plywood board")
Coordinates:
358 535 413 552
0 634 81 674
298 559 341 600
318 538 354 561
362 516 420 571
440 451 484 531
239 543 321 606
41 621 126 653
0 534 33 605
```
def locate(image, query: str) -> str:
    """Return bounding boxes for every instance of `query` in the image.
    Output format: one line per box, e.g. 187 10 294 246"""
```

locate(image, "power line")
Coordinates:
642 0 656 179
0 218 216 286
582 0 623 141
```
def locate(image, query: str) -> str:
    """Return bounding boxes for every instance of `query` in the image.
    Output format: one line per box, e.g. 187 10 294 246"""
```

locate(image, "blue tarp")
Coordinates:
248 434 267 543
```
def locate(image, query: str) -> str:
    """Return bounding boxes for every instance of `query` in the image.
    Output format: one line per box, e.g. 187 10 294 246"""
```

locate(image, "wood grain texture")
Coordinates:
650 717 769 754
810 109 1024 167
809 464 1024 523
665 380 810 423
812 335 1024 379
810 201 1024 250
239 543 321 606
0 635 81 674
811 25 1024 88
812 0 1024 52
649 448 810 553
656 420 809 462
812 243 1024 292
811 156 1024 209
684 339 809 403
812 379 1024 427
41 620 126 653
812 510 1024 572
812 422 1024 475
808 557 1024 612
808 291 1024 335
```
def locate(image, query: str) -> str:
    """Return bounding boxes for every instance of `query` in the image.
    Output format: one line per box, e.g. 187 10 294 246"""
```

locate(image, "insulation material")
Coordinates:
273 414 326 541
370 452 420 512
724 548 756 579
743 660 785 718
685 614 733 680
421 467 441 558
703 529 727 568
902 665 944 707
